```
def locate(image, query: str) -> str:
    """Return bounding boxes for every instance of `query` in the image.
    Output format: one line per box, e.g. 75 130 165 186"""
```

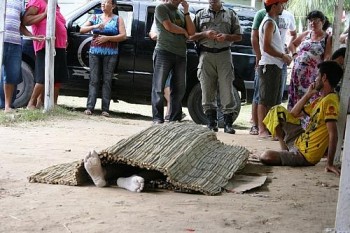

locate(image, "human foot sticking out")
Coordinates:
84 150 107 187
117 175 145 192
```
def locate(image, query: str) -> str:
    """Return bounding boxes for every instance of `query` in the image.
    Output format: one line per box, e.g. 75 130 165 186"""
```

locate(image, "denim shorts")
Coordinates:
1 42 22 85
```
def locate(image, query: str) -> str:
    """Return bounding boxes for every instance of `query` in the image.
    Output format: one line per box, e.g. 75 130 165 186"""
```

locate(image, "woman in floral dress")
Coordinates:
288 10 332 115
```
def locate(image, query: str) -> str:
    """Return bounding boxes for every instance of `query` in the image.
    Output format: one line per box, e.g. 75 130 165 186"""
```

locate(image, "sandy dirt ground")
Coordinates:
0 99 340 233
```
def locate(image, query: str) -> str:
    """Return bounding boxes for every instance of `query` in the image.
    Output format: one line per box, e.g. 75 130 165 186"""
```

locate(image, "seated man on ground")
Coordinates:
259 61 343 176
84 150 165 192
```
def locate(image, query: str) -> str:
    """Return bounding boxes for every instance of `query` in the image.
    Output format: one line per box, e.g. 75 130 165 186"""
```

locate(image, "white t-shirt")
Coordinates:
278 10 296 46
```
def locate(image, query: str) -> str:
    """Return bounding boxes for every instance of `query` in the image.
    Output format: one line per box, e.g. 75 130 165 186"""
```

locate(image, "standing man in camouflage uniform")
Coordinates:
191 0 242 134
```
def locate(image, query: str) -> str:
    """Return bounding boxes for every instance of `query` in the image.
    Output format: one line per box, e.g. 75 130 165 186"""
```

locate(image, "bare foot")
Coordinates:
117 175 144 192
258 131 270 139
84 150 107 187
27 105 36 110
4 107 14 113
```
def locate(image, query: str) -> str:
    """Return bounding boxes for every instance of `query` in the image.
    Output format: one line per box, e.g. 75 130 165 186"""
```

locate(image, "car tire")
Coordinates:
187 83 241 127
13 61 34 108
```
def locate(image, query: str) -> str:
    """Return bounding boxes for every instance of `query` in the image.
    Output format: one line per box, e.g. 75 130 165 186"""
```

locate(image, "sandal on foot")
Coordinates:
84 109 92 115
101 111 110 117
249 125 259 135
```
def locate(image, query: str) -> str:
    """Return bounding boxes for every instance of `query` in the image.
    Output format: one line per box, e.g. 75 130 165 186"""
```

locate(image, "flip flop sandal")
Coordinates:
249 125 259 135
101 111 110 117
84 109 92 115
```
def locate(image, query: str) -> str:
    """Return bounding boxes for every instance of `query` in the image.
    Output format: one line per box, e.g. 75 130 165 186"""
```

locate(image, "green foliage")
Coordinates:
287 0 350 24
0 106 78 126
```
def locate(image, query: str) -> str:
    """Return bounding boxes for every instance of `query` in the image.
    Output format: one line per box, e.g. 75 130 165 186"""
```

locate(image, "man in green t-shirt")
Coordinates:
151 0 195 124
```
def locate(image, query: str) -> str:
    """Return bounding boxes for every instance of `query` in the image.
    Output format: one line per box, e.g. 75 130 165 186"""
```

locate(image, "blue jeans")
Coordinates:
0 43 22 108
152 49 186 122
87 54 118 112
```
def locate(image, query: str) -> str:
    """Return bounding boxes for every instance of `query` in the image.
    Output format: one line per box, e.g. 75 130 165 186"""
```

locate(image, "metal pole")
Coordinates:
44 0 57 112
0 0 7 80
332 0 344 53
335 25 350 233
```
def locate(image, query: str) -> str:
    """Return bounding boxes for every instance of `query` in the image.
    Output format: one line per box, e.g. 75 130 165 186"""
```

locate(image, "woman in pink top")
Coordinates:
23 0 68 109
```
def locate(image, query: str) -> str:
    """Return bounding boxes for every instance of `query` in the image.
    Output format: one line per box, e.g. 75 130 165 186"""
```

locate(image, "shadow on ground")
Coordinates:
62 105 153 121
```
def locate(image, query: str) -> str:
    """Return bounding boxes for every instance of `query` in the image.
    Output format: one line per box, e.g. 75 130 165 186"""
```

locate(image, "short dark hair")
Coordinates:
318 61 344 88
331 47 346 60
264 3 277 12
307 10 325 22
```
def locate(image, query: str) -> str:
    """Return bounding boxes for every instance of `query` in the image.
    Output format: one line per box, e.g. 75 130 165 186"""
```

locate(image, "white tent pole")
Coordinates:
335 24 350 164
0 0 7 80
335 116 350 231
335 24 350 232
332 0 343 52
44 0 57 112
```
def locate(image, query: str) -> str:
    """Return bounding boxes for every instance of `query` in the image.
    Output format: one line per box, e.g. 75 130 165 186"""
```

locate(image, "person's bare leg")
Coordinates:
259 150 282 165
117 175 144 192
27 83 44 109
257 103 269 137
84 150 107 187
274 125 288 150
251 102 258 127
164 86 170 117
4 84 15 112
36 92 44 109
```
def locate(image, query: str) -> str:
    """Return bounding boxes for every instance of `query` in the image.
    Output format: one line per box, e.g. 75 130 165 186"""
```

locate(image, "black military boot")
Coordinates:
206 110 218 132
224 114 236 134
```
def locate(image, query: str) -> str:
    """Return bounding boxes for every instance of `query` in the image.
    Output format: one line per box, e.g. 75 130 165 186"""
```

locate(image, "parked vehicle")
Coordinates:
17 0 256 125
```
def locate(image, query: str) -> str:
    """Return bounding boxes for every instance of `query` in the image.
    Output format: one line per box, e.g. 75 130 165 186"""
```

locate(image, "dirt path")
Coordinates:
0 111 340 233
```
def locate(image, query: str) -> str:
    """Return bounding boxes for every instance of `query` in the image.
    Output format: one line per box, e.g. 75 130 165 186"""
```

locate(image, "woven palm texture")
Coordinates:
29 123 249 195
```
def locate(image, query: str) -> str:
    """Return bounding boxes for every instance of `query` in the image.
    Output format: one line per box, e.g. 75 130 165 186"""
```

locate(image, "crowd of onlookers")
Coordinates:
1 0 347 175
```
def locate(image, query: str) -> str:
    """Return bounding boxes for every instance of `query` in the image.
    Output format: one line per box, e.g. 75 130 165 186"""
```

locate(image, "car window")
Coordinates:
117 4 133 37
146 6 155 36
71 3 133 37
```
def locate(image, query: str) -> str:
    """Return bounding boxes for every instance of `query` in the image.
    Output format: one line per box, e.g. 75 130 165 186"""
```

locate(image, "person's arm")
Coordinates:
251 29 261 67
80 17 99 33
181 1 195 36
22 6 47 26
149 19 158 40
262 20 292 65
162 19 188 36
290 81 317 117
289 30 308 55
325 121 340 176
90 16 127 45
20 24 33 37
216 33 242 42
287 30 297 54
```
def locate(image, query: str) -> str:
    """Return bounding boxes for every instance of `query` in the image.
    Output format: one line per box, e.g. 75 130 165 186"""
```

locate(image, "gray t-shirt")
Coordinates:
155 3 187 57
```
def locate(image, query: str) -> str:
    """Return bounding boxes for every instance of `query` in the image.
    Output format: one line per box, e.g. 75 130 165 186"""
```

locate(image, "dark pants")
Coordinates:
152 49 186 122
87 54 118 112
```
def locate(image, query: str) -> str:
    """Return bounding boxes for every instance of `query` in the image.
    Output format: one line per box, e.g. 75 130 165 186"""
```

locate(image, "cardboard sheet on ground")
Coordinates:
225 174 267 193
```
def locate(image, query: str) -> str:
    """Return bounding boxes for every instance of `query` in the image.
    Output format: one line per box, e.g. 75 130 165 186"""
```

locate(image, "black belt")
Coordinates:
200 45 230 53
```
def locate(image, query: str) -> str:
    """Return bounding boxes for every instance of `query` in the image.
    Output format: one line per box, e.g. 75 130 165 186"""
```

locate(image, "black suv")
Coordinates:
18 0 256 124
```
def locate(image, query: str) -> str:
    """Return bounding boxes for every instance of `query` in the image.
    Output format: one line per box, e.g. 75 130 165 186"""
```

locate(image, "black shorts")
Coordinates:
35 48 68 84
258 64 282 106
